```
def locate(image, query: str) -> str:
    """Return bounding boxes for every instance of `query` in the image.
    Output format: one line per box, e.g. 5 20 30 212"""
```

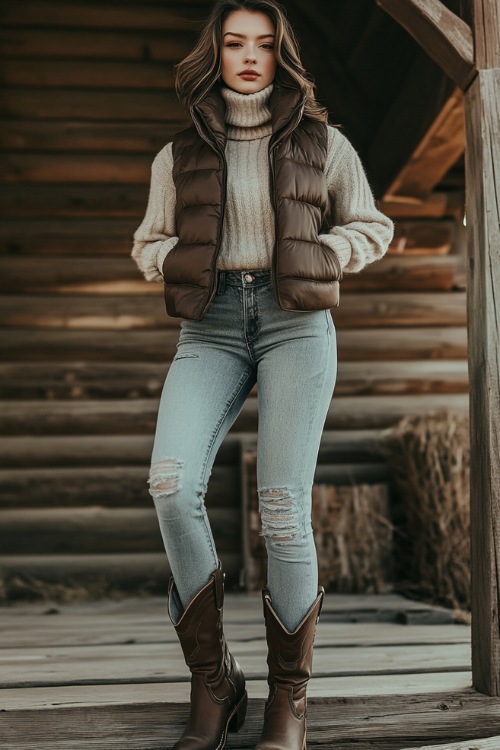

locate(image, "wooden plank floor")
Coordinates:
1 592 500 749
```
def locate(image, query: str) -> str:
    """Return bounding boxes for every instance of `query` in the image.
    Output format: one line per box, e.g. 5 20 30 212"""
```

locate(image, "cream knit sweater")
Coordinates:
131 82 394 281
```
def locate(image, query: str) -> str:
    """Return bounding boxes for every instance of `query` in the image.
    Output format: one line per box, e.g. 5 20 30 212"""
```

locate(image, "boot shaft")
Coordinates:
169 566 225 671
262 587 324 693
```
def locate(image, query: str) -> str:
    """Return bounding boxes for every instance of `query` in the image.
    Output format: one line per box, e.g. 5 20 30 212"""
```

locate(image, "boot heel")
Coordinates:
228 690 248 733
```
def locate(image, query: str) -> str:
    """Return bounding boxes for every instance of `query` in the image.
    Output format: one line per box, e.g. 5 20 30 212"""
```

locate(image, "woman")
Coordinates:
131 1 394 748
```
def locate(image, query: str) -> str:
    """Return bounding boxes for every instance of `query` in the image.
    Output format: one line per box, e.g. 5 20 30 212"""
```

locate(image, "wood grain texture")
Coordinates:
0 184 149 218
0 152 152 183
0 431 383 469
0 465 239 508
401 736 500 749
0 327 468 362
0 506 240 554
380 191 464 219
0 640 471 688
0 120 184 153
472 0 500 67
0 217 454 252
0 89 185 122
374 0 476 89
0 359 469 399
0 292 468 329
0 59 177 89
465 69 500 696
0 552 242 593
0 255 465 294
0 394 469 436
0 29 193 61
387 87 465 198
0 2 208 30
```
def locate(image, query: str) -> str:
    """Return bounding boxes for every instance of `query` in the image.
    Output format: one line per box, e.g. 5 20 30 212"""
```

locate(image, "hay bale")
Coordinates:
379 409 470 612
242 447 394 592
312 483 394 593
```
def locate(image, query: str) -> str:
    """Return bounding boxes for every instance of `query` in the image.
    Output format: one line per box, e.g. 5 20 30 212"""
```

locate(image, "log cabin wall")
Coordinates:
0 0 468 598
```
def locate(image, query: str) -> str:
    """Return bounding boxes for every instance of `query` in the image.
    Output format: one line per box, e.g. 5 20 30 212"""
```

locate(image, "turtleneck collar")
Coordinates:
221 82 273 141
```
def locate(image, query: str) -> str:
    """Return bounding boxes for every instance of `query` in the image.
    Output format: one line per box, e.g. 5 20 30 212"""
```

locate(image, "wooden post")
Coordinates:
465 0 500 696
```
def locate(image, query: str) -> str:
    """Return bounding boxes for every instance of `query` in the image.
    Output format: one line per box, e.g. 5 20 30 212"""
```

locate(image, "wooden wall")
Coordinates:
0 0 468 598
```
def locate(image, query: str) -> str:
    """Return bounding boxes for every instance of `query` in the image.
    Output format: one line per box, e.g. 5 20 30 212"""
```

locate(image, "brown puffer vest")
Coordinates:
162 72 342 321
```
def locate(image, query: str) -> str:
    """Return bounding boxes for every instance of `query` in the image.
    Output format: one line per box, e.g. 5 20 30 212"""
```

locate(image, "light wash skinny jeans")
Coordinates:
148 269 337 631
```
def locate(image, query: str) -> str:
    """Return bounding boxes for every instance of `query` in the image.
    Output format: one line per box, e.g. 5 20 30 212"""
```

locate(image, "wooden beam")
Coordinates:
0 327 468 364
381 191 465 219
368 47 458 197
0 254 464 294
385 87 465 198
465 65 500 696
374 0 476 90
0 292 468 330
472 0 500 67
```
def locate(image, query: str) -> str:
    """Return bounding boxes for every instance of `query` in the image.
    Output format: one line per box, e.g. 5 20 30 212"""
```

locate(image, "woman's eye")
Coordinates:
226 42 241 47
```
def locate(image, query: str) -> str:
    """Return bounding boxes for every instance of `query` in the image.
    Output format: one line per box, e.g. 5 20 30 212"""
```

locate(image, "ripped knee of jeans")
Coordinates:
148 457 185 499
258 487 299 544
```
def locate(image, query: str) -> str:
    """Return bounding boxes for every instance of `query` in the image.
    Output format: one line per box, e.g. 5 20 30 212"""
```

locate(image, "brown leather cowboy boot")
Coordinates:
256 587 325 750
168 562 248 750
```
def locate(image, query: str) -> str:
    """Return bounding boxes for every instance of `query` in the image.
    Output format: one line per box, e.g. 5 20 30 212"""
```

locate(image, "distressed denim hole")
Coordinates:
148 457 185 498
258 487 299 544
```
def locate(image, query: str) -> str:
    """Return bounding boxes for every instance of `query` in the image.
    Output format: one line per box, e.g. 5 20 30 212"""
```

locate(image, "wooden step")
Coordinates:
0 327 468 361
0 292 468 329
0 29 194 62
0 120 185 153
381 192 464 219
0 394 469 436
0 465 240 508
0 431 384 469
0 637 471 688
402 738 500 750
1 3 209 30
0 360 469 399
0 255 465 294
3 684 490 750
0 506 240 554
388 219 455 255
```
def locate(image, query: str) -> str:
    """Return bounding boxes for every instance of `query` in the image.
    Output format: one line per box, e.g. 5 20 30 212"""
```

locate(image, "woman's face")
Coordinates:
220 9 277 93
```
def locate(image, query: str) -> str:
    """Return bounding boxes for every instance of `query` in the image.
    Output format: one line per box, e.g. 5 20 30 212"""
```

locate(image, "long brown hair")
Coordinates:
174 0 329 123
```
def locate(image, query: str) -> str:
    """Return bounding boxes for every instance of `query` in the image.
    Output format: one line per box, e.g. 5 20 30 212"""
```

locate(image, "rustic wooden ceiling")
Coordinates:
282 0 466 200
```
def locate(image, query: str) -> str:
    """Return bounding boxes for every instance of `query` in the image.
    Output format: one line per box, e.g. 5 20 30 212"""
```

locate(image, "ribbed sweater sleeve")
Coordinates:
319 126 395 273
131 142 178 282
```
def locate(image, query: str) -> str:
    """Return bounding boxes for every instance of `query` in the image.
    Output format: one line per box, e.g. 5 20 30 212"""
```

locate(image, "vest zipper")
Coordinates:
269 101 305 309
200 144 226 318
192 114 227 319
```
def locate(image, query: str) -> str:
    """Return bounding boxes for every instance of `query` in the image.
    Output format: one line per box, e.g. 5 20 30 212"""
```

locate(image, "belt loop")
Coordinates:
217 271 226 294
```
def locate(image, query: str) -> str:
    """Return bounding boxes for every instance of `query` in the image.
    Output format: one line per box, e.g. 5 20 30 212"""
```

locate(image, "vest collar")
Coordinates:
192 68 305 153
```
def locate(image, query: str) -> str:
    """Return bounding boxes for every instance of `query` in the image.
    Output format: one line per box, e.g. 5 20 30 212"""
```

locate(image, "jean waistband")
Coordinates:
217 269 271 293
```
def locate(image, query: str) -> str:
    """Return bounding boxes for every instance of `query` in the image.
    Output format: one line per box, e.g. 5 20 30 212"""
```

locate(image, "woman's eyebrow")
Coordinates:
223 32 275 39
